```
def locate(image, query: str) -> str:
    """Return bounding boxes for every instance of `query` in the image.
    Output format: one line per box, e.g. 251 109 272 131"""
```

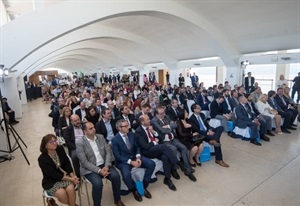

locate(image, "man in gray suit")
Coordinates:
151 106 196 182
76 122 125 206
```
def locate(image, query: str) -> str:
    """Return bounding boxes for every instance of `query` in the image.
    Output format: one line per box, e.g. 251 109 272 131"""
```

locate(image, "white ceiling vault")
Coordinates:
1 0 299 76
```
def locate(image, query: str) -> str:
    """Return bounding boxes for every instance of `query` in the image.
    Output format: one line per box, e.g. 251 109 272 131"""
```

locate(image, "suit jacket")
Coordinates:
179 93 188 106
95 119 118 140
245 76 255 91
235 103 256 128
62 124 81 152
186 91 196 100
76 134 113 176
116 114 139 130
188 113 211 137
166 106 182 122
267 98 284 112
151 115 177 141
274 94 289 111
58 116 69 131
196 94 211 110
110 107 120 119
135 126 158 154
75 108 88 121
210 100 225 118
38 146 73 190
111 132 140 165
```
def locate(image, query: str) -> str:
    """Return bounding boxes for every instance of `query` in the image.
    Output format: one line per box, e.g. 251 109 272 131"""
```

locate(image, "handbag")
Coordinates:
189 134 204 144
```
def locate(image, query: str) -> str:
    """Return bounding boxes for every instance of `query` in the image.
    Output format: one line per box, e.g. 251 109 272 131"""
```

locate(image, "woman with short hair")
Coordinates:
38 134 79 206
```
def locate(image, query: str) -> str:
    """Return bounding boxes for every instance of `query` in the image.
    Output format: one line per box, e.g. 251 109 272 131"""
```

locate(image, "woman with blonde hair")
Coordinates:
256 94 283 134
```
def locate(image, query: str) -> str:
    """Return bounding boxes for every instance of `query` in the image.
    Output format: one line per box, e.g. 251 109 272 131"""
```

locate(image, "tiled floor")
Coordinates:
0 99 299 206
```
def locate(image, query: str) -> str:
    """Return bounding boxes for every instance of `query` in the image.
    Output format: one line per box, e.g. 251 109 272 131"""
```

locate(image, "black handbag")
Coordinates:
189 134 204 144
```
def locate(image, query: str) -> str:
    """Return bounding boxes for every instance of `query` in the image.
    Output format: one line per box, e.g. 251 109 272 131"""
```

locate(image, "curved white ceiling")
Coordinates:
1 0 299 76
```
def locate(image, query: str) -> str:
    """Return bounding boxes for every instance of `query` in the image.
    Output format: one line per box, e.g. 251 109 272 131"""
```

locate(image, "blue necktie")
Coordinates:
197 116 205 131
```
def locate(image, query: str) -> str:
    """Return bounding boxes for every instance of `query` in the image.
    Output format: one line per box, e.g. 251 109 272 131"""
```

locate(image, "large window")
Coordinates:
245 64 276 93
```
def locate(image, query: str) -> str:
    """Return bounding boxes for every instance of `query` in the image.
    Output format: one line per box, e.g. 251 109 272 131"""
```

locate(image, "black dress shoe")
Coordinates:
163 178 177 191
282 129 291 134
267 131 275 136
250 139 262 146
184 172 197 182
190 163 196 167
228 132 236 138
144 189 152 199
196 162 202 167
288 127 296 130
292 124 297 127
260 135 270 142
132 190 142 202
171 170 180 180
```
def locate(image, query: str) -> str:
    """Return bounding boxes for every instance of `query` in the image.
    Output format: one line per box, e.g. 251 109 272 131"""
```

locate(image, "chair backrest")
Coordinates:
187 100 195 114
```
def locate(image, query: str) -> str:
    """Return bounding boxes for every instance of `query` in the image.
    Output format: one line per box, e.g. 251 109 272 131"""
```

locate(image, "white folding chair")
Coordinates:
186 100 195 114
42 190 56 206
81 176 92 206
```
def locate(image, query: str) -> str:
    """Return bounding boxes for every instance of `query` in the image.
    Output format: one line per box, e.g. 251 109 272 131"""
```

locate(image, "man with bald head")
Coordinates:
62 114 84 176
135 115 179 191
75 101 88 121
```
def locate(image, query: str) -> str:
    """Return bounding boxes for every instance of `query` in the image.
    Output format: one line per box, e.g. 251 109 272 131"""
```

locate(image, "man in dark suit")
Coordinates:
1 97 19 125
62 114 84 176
76 122 125 206
135 103 153 120
267 90 294 133
108 100 120 120
178 73 185 88
245 72 255 93
166 99 183 121
196 90 211 110
229 90 240 109
235 96 262 146
116 105 139 131
95 108 118 144
94 99 106 114
135 115 179 191
75 101 88 121
190 72 199 88
188 103 229 167
274 88 298 125
151 106 196 181
112 119 155 202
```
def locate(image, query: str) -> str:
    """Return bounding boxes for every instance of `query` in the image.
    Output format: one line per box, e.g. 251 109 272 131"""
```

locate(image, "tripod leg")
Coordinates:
9 125 27 148
10 129 30 165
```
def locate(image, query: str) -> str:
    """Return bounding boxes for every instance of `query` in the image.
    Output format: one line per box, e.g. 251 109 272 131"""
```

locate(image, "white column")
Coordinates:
0 77 22 118
17 76 27 105
225 66 240 87
216 66 225 85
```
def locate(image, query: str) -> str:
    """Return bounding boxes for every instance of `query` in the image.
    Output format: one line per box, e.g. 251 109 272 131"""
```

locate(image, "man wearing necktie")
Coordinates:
167 99 184 122
188 103 229 167
151 106 197 182
274 88 298 126
112 120 155 202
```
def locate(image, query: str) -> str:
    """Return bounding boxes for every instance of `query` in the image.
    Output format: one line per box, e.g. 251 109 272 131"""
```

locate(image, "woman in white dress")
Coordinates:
256 94 283 134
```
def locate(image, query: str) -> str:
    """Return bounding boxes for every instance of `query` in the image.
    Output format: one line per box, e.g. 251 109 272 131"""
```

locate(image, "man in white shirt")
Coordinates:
76 122 125 206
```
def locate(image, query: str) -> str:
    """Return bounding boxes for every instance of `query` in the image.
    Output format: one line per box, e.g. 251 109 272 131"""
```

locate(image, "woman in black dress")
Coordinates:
38 134 79 206
176 110 204 167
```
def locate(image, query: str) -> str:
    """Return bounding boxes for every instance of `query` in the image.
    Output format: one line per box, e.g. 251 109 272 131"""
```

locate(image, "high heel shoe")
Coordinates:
193 157 202 167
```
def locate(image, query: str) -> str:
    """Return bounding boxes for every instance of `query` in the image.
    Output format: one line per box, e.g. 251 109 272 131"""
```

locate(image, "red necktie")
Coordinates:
161 119 173 140
146 128 155 142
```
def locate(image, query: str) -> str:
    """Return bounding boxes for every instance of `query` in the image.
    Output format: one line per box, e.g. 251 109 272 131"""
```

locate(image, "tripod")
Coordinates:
0 119 30 165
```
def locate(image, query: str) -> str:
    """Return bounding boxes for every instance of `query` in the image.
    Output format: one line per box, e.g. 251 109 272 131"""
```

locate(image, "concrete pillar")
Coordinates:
0 77 22 118
216 66 225 85
17 76 27 105
226 66 240 87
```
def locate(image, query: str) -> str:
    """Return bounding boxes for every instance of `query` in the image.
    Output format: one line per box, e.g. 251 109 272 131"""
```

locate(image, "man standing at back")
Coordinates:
245 72 255 93
112 119 155 202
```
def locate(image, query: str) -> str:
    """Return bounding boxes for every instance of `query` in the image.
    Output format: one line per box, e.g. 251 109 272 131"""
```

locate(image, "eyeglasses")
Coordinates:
120 125 129 128
48 140 58 144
